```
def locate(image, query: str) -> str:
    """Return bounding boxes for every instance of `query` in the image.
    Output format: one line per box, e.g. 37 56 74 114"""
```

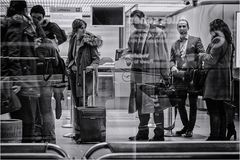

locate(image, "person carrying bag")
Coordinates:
193 45 229 95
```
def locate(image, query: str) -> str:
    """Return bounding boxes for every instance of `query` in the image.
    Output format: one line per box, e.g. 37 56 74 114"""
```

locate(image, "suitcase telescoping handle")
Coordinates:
83 67 96 108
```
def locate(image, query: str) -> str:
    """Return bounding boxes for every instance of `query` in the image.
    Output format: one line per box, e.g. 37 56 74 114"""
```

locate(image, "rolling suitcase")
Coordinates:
75 69 106 143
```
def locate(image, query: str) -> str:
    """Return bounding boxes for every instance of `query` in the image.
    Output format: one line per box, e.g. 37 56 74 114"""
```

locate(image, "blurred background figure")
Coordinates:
1 0 40 142
126 10 169 141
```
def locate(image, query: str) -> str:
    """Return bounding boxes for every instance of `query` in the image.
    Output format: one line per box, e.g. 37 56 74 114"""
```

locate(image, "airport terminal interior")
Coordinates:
0 0 240 159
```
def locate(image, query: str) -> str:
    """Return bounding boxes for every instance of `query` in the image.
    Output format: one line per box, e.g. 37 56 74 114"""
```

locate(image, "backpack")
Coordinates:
36 38 66 82
36 38 55 81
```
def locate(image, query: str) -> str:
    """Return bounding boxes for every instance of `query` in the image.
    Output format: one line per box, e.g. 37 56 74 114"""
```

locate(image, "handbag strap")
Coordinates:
42 60 53 81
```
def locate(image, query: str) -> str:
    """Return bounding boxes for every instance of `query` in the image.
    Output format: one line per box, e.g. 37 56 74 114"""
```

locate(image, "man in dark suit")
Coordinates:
170 19 205 137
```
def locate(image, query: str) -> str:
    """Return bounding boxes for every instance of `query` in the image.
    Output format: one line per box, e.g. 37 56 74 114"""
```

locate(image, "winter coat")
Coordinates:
1 14 38 76
202 35 232 101
1 14 40 96
128 25 169 114
66 32 101 97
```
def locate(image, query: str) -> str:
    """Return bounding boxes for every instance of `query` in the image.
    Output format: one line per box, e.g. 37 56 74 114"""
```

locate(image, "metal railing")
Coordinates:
83 141 240 159
1 143 70 159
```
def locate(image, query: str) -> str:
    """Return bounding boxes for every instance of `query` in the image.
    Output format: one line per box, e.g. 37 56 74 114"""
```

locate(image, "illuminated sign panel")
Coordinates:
50 7 82 28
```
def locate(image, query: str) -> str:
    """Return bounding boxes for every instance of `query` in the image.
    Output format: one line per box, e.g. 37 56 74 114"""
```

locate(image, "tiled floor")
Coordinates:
55 108 239 159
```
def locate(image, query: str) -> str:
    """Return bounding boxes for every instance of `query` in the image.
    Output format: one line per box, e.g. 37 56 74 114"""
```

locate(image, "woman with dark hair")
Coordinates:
200 19 235 140
66 19 102 143
1 0 40 142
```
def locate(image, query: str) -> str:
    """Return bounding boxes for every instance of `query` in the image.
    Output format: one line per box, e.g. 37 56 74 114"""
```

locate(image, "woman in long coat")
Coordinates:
200 19 233 140
66 19 102 142
67 19 102 106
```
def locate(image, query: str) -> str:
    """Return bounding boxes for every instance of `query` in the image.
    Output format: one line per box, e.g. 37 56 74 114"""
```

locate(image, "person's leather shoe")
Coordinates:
175 128 187 136
149 136 164 141
184 131 193 137
129 135 148 141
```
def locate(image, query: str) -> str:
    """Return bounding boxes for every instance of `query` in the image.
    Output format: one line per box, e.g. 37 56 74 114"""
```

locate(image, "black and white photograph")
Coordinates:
0 0 239 159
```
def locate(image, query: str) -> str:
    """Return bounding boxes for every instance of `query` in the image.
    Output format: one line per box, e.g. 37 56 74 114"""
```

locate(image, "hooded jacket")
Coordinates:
1 14 40 97
1 14 38 76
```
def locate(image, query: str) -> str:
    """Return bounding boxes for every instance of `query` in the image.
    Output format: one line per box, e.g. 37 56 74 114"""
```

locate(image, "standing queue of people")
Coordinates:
1 0 69 143
1 0 103 143
125 10 236 141
1 0 236 143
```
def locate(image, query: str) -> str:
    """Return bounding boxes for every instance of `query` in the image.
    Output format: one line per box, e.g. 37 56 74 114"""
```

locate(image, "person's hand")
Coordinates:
198 53 207 68
85 67 91 73
83 35 91 43
66 68 71 76
198 53 206 60
121 53 132 66
12 85 21 94
86 64 97 73
91 63 98 69
34 38 42 49
122 54 132 66
171 66 178 73
125 58 132 66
